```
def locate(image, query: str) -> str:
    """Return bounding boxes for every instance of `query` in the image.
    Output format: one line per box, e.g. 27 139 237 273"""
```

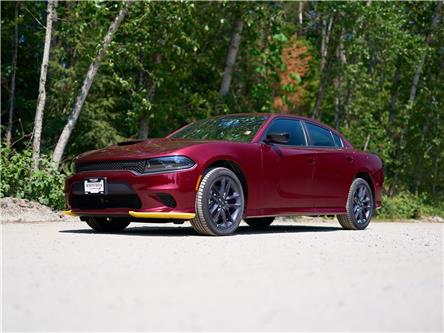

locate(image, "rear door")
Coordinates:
261 118 316 210
304 121 356 209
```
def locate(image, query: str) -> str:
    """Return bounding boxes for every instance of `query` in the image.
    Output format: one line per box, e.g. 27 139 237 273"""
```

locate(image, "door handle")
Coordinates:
307 157 316 164
346 156 354 162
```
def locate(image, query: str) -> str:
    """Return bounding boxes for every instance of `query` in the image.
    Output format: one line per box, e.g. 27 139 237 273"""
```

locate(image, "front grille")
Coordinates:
76 160 145 174
72 194 141 210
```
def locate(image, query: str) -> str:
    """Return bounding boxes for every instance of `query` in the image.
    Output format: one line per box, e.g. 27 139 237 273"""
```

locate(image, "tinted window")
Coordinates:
305 123 335 147
332 132 343 147
265 118 306 146
171 115 268 142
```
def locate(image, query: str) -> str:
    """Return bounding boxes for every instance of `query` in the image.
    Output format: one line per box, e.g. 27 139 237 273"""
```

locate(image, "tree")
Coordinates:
311 13 334 119
5 2 19 147
51 0 132 167
138 53 161 139
408 0 442 104
1 1 443 203
219 17 244 98
32 0 55 170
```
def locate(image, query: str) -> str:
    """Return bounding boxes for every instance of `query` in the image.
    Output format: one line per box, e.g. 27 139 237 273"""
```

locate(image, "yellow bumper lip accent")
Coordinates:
128 211 195 219
63 210 78 216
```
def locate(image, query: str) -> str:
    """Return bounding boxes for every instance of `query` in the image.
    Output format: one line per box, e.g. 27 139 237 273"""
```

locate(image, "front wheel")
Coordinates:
337 178 374 230
190 167 244 236
85 217 131 232
244 217 275 228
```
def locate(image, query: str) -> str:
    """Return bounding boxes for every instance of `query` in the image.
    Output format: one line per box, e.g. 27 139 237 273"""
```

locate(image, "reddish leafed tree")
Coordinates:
274 36 311 113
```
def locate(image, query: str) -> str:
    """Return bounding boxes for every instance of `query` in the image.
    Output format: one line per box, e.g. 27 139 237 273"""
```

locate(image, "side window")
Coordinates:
305 122 335 147
332 132 343 147
265 118 306 146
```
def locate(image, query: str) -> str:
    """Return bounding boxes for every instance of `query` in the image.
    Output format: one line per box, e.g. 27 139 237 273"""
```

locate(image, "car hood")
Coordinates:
75 138 214 163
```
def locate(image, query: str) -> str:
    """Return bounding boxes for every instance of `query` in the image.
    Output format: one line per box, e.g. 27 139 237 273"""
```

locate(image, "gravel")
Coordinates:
0 197 77 223
2 219 442 331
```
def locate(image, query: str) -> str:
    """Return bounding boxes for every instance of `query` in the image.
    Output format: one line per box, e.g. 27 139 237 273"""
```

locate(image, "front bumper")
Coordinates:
65 167 200 218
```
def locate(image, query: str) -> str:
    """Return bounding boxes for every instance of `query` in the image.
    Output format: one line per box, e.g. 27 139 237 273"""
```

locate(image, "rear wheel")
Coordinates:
337 178 374 230
85 217 131 232
190 167 244 236
244 217 274 228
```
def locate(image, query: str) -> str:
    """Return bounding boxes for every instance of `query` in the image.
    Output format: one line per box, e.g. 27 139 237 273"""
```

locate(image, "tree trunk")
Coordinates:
52 1 132 168
333 87 340 129
219 18 243 98
334 29 346 129
6 1 20 147
32 0 55 170
138 118 149 140
311 15 333 119
138 82 156 139
298 2 304 26
363 134 370 151
413 123 428 194
139 53 161 139
387 59 401 138
431 153 439 196
408 0 442 104
47 1 59 80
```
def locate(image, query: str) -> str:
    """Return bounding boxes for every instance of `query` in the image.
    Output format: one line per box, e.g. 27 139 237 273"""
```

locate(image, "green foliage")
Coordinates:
377 192 422 219
376 192 444 219
0 145 66 209
1 1 443 213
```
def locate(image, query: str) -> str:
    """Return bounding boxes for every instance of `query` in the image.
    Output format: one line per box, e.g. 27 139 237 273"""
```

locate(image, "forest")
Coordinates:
1 1 443 217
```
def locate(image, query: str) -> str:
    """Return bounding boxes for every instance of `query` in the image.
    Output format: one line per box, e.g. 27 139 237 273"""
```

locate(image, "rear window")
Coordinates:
332 132 343 147
305 123 335 147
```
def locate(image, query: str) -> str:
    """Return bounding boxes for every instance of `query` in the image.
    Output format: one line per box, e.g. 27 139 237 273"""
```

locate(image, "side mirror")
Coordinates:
265 132 289 144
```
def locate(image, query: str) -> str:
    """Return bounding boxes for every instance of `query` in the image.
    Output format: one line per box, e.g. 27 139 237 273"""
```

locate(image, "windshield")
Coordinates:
170 115 268 142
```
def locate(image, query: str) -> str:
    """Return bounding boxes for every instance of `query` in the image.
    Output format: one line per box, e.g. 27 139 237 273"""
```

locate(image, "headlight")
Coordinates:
143 156 195 174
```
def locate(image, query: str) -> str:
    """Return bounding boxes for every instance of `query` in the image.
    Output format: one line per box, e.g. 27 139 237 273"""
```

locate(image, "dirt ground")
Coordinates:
0 197 77 223
1 197 443 331
2 219 443 331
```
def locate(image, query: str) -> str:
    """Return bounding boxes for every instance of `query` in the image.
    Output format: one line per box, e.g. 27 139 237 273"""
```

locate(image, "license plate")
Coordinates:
84 178 106 195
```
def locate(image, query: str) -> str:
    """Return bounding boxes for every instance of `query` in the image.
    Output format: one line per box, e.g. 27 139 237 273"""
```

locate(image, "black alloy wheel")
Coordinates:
191 167 245 236
337 178 374 230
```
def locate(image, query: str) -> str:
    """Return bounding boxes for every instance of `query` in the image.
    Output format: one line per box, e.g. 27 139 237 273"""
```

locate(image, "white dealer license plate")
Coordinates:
84 178 106 195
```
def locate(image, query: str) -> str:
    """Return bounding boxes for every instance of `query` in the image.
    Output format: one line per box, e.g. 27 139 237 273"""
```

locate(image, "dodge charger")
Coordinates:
64 114 384 236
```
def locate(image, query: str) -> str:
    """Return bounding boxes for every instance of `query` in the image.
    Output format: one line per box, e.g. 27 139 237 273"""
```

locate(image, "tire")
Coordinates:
244 217 274 228
85 216 131 232
190 167 245 236
337 178 374 230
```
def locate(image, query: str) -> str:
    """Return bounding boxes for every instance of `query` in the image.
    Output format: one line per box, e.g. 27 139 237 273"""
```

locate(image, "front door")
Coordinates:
260 118 316 211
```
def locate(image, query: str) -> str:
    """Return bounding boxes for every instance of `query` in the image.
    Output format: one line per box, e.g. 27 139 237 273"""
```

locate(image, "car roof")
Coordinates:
168 113 352 148
215 113 352 147
216 113 340 135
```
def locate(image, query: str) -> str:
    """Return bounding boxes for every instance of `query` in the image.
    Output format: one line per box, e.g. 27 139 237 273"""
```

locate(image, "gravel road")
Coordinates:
2 220 443 331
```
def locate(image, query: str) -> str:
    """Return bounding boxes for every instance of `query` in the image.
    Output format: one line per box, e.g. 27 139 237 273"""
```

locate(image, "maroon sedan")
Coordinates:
65 114 383 236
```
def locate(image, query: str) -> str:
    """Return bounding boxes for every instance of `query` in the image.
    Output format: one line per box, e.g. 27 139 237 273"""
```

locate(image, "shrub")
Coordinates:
377 192 421 219
376 191 444 219
0 145 66 209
